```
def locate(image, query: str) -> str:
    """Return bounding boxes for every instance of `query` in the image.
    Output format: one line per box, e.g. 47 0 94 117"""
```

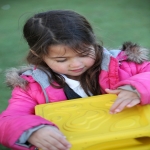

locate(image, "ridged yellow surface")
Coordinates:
35 94 150 150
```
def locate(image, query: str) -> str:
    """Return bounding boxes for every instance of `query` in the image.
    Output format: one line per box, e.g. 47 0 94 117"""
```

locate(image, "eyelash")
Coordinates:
80 54 89 57
56 59 66 62
56 54 89 62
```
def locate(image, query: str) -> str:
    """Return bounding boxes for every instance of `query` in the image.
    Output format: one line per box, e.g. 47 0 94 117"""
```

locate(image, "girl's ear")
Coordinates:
30 49 39 57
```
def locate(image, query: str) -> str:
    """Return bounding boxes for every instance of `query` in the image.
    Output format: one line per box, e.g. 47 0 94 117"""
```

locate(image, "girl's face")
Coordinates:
43 45 95 80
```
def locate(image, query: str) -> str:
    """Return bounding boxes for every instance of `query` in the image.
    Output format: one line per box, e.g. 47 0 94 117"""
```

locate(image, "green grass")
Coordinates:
0 0 150 149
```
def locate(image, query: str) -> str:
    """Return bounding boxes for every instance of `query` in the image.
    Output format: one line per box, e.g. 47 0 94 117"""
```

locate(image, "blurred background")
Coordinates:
0 0 150 149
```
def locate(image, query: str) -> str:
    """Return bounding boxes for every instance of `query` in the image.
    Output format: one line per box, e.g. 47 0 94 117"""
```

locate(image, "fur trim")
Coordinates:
5 66 32 89
121 42 149 63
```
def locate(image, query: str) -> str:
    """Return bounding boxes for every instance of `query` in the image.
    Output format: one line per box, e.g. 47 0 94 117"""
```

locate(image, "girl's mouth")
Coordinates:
71 68 84 73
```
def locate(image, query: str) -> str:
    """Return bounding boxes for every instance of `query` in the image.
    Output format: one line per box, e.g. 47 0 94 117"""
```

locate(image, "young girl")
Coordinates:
0 10 150 150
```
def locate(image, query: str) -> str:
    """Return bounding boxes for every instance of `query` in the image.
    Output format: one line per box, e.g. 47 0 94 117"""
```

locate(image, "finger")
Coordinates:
110 98 140 114
48 131 71 149
53 130 67 138
33 135 70 150
38 136 70 150
46 136 71 150
41 144 58 150
105 89 120 94
109 97 126 113
50 126 65 136
34 142 49 150
40 139 64 150
113 99 134 113
31 138 53 150
43 126 71 149
127 99 140 108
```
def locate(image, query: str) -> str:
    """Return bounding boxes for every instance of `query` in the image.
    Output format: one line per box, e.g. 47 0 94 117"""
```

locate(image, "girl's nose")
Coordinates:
69 58 82 68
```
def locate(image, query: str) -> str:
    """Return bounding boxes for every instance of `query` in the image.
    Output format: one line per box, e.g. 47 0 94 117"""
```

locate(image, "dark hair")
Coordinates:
23 10 103 95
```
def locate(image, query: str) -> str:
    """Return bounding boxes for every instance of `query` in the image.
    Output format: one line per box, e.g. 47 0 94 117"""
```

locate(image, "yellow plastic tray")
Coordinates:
35 94 150 150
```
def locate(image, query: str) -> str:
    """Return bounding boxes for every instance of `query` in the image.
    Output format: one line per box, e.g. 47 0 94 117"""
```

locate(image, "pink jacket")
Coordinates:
1 46 150 150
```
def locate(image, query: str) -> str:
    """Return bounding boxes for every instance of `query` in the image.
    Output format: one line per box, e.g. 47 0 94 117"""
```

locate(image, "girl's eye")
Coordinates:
56 59 66 62
80 54 89 57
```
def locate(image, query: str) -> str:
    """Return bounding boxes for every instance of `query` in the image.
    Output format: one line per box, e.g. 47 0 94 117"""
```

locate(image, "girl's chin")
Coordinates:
65 74 81 80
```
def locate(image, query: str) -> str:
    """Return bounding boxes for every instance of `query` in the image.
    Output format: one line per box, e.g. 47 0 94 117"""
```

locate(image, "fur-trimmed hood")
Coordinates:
5 42 149 89
5 66 32 89
120 41 149 63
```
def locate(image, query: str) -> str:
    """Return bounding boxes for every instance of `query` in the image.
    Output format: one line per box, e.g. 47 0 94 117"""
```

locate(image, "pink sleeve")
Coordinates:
0 86 57 149
115 72 150 105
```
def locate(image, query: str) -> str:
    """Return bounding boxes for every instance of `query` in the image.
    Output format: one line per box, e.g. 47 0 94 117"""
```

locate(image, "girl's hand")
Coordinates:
105 89 140 114
28 126 71 150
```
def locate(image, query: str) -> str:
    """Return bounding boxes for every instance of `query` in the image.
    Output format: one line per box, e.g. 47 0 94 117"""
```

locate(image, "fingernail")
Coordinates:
115 109 120 112
67 145 72 148
127 104 131 107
